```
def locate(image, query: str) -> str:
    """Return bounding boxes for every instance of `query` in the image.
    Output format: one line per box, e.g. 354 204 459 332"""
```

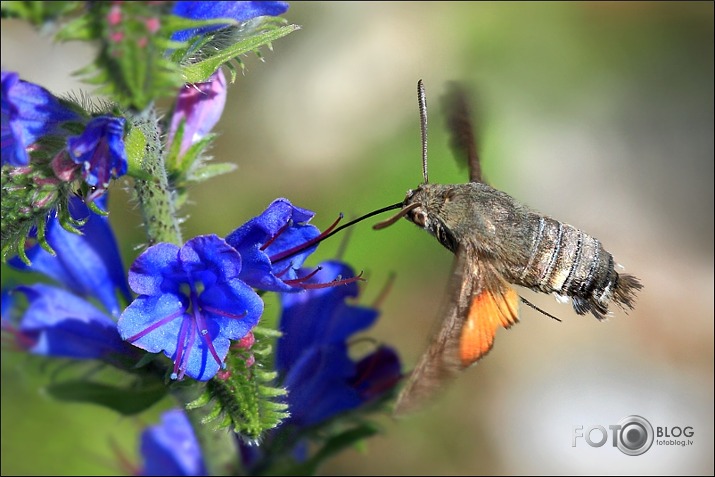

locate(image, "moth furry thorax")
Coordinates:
402 180 641 321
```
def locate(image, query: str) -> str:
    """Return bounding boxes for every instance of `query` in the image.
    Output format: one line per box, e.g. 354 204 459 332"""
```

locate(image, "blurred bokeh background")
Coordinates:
2 2 713 475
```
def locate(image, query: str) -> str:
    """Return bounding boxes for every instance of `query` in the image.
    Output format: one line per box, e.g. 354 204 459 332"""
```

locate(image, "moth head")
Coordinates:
403 187 429 228
372 187 425 231
403 184 460 253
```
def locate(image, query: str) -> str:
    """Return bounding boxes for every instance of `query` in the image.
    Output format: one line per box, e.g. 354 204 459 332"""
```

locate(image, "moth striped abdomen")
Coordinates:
513 214 642 320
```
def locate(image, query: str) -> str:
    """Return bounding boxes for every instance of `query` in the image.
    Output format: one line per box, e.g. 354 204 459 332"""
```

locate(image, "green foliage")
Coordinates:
1 164 80 264
58 3 185 111
46 377 168 415
180 22 301 84
186 326 289 443
287 424 380 476
0 1 82 25
165 120 237 210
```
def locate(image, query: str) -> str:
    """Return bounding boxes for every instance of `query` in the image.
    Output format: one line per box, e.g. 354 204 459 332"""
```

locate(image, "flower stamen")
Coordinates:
192 304 224 369
274 262 295 278
260 219 292 251
127 308 184 343
200 305 248 320
291 271 366 290
172 315 193 379
281 266 323 286
270 213 344 264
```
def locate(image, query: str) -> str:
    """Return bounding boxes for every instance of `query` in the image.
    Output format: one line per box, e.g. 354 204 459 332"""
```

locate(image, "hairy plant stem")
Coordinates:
130 106 183 246
132 107 241 474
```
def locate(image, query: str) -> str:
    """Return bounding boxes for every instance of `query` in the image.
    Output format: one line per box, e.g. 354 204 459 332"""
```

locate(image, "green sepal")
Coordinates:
181 23 300 84
87 199 109 217
45 377 168 415
35 217 54 256
185 326 289 443
165 123 236 209
1 163 78 263
59 3 181 110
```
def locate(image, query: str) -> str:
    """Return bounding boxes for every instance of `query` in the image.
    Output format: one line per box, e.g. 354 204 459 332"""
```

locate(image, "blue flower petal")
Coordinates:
179 234 243 284
282 345 362 427
172 1 289 42
226 198 320 292
277 261 378 373
1 71 80 166
118 293 187 354
15 284 131 360
128 243 185 296
118 235 264 381
141 409 207 476
349 346 402 401
273 260 402 429
67 115 127 190
9 196 131 317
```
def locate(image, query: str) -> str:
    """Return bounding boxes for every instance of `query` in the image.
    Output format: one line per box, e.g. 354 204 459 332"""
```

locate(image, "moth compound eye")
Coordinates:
411 209 428 228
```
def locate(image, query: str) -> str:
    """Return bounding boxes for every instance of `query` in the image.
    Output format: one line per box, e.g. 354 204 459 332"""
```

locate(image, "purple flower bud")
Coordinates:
66 116 128 199
168 69 227 157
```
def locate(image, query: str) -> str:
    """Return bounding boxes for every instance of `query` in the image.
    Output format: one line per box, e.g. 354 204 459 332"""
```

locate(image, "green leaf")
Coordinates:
45 379 168 415
188 163 237 183
279 424 380 476
181 24 300 83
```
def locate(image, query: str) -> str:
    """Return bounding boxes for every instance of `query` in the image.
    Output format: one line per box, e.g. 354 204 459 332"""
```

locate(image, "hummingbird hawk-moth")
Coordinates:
373 80 643 415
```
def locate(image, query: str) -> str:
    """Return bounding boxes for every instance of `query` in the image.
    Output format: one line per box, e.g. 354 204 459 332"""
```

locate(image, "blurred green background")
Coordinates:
2 2 713 475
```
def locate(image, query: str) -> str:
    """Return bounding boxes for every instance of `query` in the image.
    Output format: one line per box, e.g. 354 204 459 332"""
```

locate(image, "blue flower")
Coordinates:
9 196 131 317
277 261 401 427
226 198 349 293
3 196 136 364
5 284 134 362
168 69 227 158
140 409 207 476
66 116 127 199
117 235 264 381
238 261 401 472
1 71 80 166
171 1 290 43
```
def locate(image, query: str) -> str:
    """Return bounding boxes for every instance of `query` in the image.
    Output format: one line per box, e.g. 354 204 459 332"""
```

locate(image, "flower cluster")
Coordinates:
1 70 127 194
1 2 402 475
3 196 136 365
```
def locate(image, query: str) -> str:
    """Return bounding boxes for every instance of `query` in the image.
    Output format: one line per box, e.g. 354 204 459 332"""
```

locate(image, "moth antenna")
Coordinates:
418 79 429 184
520 296 562 322
373 202 422 230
